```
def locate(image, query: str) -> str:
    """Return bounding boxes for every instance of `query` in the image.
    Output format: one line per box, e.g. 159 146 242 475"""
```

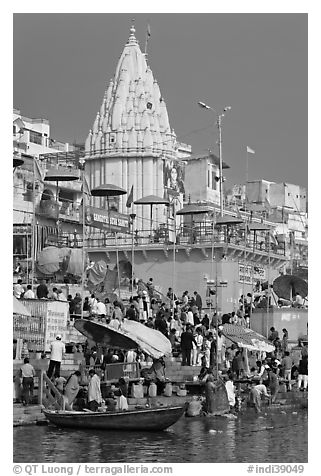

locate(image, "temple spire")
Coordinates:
127 20 137 45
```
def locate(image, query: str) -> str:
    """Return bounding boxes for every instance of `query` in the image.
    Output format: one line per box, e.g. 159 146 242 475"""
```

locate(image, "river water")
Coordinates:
13 410 307 463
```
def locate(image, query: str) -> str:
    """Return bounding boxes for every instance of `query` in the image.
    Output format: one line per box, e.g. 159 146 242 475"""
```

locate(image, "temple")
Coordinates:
84 24 190 232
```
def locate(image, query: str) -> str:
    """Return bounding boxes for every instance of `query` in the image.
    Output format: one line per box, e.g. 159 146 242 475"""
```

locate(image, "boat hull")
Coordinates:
43 404 187 431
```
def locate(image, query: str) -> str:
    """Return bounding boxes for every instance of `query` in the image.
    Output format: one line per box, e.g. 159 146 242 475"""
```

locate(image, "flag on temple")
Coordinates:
147 24 151 37
126 185 134 208
246 146 255 154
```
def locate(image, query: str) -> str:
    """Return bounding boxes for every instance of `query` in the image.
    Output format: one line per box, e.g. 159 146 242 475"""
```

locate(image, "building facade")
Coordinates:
84 24 192 234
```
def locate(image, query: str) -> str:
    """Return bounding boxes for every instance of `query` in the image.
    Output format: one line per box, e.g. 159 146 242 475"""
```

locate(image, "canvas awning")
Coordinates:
74 319 172 359
222 323 274 352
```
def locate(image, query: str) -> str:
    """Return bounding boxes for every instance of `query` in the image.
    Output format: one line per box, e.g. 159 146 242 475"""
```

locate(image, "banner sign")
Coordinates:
239 263 266 284
44 301 69 351
13 315 45 352
163 158 186 196
85 206 129 233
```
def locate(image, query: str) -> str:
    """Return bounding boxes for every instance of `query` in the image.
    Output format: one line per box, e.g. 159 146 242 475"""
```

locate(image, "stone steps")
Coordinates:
13 404 47 427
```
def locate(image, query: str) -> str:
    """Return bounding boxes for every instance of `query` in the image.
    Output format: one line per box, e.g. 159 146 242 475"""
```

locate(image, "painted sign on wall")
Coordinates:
85 206 129 233
239 263 266 284
44 301 69 352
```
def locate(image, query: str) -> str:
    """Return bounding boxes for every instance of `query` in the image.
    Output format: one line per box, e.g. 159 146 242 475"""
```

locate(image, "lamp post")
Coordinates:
168 193 181 319
79 157 86 319
130 212 136 298
198 102 231 217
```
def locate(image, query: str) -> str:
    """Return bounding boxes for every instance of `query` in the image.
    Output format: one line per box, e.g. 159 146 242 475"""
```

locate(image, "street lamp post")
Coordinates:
79 157 86 319
130 212 136 298
168 193 180 319
198 102 231 217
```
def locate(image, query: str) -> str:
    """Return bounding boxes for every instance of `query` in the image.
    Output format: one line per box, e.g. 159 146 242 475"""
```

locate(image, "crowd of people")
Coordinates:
15 273 308 414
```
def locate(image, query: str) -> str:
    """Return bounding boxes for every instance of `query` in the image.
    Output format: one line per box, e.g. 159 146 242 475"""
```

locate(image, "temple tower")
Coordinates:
85 23 186 232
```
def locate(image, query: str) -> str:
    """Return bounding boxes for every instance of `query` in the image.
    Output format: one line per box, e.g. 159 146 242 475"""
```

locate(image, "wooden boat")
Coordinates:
43 404 187 431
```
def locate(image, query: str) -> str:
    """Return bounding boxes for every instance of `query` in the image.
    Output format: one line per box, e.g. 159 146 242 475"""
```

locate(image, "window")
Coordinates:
13 125 16 134
207 170 210 188
29 131 42 145
211 171 216 190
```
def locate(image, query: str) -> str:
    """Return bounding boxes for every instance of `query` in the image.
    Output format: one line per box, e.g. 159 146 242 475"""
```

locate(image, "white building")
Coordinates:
84 24 192 232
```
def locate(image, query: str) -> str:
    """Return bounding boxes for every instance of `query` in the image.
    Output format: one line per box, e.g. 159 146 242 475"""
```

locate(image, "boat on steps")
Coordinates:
43 403 188 431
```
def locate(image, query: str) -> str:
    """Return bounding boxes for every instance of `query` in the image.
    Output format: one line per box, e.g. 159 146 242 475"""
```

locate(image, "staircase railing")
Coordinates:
39 370 64 410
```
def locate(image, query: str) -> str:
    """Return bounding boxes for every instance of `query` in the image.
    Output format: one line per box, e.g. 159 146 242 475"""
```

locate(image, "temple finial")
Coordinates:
128 19 137 44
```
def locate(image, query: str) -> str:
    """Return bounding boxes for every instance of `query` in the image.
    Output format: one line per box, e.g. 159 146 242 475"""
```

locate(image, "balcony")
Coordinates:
85 222 286 257
36 200 80 222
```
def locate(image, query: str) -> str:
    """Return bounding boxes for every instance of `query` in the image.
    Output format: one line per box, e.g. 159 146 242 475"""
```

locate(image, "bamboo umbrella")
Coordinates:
134 195 169 237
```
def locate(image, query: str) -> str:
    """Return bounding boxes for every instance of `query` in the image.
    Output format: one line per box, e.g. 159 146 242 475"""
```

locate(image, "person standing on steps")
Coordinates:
20 357 35 406
47 335 65 379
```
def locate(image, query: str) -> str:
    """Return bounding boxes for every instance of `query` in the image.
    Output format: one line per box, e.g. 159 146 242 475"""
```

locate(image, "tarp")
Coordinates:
13 296 31 316
66 248 83 276
36 247 71 274
74 319 172 359
87 260 108 286
222 323 274 353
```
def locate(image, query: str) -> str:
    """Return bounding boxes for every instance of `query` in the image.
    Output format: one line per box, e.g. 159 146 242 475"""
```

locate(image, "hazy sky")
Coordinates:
13 13 308 189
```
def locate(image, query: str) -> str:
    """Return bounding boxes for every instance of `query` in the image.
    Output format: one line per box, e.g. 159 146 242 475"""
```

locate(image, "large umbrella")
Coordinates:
91 184 127 227
175 204 212 216
215 215 244 226
240 222 271 249
44 167 80 182
74 319 172 359
176 204 212 242
90 184 127 197
13 296 31 316
222 323 274 353
134 195 169 235
240 222 271 231
44 167 80 212
273 275 308 300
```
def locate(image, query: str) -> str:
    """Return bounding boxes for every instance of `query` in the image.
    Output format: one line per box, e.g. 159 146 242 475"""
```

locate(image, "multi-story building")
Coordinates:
13 109 83 281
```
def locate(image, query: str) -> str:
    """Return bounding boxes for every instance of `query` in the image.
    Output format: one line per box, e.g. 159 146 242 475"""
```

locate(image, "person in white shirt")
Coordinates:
293 292 304 308
248 383 270 413
20 357 35 405
57 289 67 301
13 279 24 299
47 335 65 379
23 285 35 299
186 308 194 326
182 291 189 307
87 369 103 411
96 299 106 319
195 328 204 365
225 374 236 409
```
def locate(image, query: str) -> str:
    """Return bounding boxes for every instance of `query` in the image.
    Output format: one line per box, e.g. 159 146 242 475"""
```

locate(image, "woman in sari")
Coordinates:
63 371 81 410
